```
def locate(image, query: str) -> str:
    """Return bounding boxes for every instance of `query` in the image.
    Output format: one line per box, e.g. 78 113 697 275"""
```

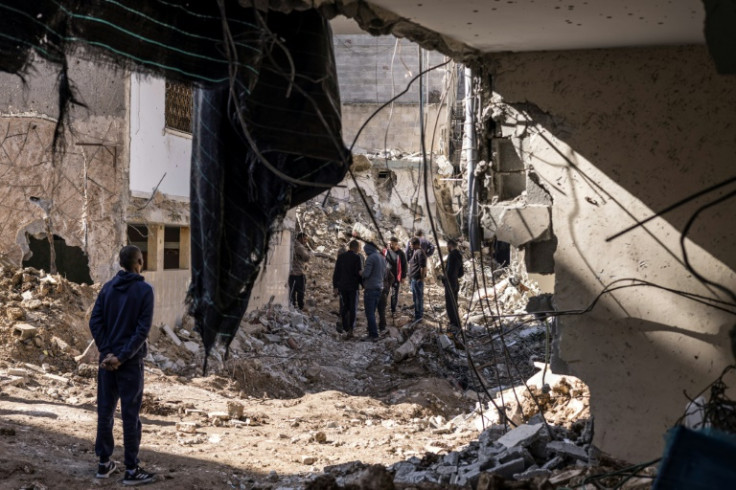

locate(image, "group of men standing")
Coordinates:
327 229 464 341
332 237 408 341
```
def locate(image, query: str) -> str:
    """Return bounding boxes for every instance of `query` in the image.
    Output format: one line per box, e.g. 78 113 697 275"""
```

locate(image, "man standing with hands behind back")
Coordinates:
89 245 155 486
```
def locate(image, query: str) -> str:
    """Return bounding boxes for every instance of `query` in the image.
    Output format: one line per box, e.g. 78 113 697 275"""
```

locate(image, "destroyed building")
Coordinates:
1 0 736 487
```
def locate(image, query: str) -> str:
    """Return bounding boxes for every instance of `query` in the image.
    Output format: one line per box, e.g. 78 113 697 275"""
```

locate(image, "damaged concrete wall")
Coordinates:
0 54 128 283
485 45 736 462
334 34 450 153
329 158 440 236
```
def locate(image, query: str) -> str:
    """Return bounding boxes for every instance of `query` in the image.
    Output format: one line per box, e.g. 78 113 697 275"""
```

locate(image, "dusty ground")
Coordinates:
0 374 475 489
0 261 552 490
0 290 483 490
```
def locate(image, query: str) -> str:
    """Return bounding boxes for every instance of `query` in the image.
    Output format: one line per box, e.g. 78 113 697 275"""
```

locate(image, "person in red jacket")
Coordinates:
89 245 155 485
378 237 408 329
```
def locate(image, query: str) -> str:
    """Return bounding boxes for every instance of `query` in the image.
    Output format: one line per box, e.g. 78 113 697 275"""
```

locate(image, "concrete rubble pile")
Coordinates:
0 266 98 373
302 364 642 490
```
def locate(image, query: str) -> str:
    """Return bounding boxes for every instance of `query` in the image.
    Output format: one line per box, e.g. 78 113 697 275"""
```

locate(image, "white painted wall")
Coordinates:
129 74 191 199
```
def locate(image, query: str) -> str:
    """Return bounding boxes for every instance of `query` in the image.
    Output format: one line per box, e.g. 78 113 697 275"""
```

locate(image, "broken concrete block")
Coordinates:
498 446 535 467
394 470 436 485
23 299 42 310
162 324 182 346
547 440 589 461
443 451 460 466
437 334 454 351
542 455 565 470
451 462 482 488
478 425 507 447
208 411 230 421
43 373 69 385
183 341 199 354
393 329 425 362
488 457 526 479
436 465 458 476
176 422 198 434
0 375 26 387
514 466 552 480
51 336 70 353
496 422 545 448
12 323 37 340
6 307 24 321
480 204 551 247
227 401 244 419
301 455 317 465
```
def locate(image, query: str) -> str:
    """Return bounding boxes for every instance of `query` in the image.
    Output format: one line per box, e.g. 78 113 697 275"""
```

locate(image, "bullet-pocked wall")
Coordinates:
485 45 736 462
0 54 128 283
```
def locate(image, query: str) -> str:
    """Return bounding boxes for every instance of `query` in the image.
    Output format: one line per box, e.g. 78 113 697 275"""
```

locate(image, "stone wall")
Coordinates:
485 45 736 462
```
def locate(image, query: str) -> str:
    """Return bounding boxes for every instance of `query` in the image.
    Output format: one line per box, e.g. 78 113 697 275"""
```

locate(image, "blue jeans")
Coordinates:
96 357 144 469
364 288 381 338
410 278 424 320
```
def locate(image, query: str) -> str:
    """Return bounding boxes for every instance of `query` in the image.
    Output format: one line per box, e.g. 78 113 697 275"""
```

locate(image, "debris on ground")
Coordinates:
0 194 643 489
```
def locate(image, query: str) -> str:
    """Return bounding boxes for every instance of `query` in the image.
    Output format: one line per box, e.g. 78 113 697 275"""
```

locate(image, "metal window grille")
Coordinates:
165 80 192 133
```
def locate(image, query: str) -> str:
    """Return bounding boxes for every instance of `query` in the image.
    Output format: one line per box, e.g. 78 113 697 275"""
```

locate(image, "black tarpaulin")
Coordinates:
0 1 350 367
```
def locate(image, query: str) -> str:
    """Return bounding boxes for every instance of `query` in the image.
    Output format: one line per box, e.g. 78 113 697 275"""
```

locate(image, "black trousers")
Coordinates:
288 274 305 309
338 289 358 332
96 357 144 469
444 278 461 332
378 281 400 328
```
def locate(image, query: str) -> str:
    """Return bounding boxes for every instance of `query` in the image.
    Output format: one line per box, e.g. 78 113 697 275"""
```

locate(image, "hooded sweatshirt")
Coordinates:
362 243 386 290
89 270 154 364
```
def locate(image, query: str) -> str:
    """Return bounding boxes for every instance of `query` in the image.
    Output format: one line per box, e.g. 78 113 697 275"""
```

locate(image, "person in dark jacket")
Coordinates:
362 241 386 340
406 229 435 259
441 239 464 334
378 236 408 329
333 240 362 337
289 232 311 310
408 237 427 321
89 245 155 486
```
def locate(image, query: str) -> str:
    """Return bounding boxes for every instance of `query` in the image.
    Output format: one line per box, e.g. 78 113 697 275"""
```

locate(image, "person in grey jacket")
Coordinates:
362 242 386 341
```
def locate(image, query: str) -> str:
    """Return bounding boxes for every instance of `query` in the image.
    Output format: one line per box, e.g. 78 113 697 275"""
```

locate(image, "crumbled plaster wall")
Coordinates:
328 160 440 235
127 194 190 228
486 45 736 462
0 54 128 282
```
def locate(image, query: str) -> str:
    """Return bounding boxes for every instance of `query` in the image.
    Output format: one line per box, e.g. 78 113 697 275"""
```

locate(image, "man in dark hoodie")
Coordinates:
89 245 155 486
441 238 464 334
332 240 362 337
362 241 386 341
